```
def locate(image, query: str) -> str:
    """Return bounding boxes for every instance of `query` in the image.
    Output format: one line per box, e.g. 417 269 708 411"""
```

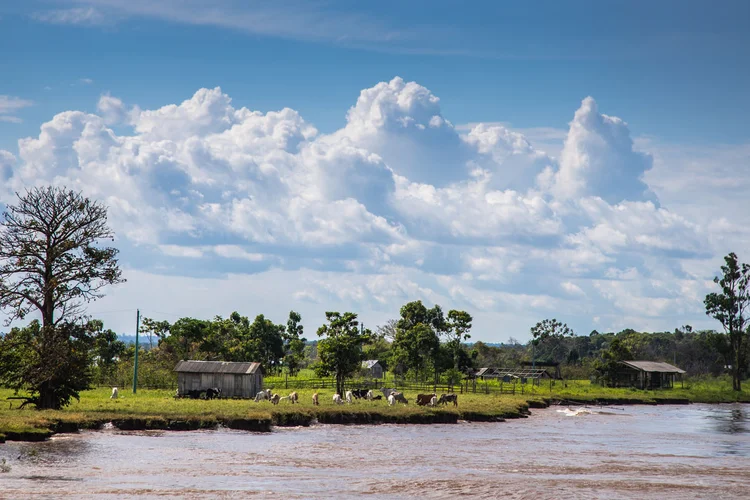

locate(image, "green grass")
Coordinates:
2 377 748 442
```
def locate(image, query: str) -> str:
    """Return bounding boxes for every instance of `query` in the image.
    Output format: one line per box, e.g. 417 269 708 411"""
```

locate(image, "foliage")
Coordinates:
283 311 307 376
593 337 634 386
91 320 126 383
315 311 371 395
446 309 473 371
0 320 99 409
704 252 750 391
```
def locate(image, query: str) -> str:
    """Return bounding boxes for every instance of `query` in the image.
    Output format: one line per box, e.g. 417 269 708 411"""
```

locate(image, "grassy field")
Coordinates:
0 387 539 442
2 377 748 442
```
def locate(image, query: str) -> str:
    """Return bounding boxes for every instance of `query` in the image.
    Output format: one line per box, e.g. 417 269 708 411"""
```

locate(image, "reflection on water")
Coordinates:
1 404 749 499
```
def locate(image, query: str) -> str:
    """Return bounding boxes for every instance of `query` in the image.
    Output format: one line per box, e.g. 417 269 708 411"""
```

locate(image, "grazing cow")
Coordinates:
365 390 373 401
438 393 458 407
254 391 269 402
288 392 298 404
205 387 221 400
388 394 396 406
416 393 436 406
430 396 437 407
187 389 205 400
270 394 280 405
333 393 344 405
351 389 368 399
372 395 383 401
345 391 353 404
381 388 397 399
312 392 319 406
391 392 408 404
110 387 119 400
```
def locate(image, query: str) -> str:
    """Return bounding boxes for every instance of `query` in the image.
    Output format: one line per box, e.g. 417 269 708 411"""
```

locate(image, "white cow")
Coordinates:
333 393 344 405
288 392 298 404
254 391 269 402
365 390 373 401
110 387 118 400
312 392 319 406
345 391 353 404
429 395 437 407
388 394 396 406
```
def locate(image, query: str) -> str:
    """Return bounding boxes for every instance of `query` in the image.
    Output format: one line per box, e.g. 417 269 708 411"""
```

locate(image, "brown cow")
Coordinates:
416 393 436 406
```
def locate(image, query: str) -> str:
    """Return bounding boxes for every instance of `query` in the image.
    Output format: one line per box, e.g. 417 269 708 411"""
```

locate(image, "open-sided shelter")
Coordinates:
175 360 263 398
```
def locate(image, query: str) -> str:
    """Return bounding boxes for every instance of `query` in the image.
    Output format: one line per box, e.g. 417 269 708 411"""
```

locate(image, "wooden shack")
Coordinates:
615 361 685 389
362 360 384 379
174 360 263 399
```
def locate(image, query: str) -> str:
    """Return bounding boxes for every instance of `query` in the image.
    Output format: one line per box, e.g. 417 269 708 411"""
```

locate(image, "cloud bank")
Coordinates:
0 77 739 339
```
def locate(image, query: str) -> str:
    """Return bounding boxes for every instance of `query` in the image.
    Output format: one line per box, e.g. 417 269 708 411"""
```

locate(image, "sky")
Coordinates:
1 1 749 341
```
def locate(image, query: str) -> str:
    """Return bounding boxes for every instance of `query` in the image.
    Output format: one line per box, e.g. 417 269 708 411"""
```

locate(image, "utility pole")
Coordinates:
133 309 140 394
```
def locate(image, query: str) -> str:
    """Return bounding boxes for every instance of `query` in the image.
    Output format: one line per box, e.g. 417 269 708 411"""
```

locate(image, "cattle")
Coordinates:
110 387 118 400
351 389 368 399
254 391 269 402
270 394 280 405
381 388 398 399
388 394 396 406
345 391 353 404
416 393 436 406
372 395 383 400
365 390 373 401
187 389 205 400
438 393 458 407
333 393 344 405
430 396 437 407
391 392 408 404
312 392 319 406
205 387 221 400
288 392 298 404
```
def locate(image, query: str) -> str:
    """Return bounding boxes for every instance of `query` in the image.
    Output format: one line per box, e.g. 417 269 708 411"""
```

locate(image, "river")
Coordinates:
1 404 749 499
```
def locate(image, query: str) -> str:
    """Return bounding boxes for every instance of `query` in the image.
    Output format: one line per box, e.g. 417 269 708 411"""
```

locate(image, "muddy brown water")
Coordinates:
1 404 749 499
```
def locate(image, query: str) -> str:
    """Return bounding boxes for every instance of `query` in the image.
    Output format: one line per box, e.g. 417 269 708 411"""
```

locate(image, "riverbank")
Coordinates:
2 380 749 443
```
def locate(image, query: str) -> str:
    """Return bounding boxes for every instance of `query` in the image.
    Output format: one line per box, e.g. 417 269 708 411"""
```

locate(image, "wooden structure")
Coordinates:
362 360 384 379
520 361 562 380
474 366 555 384
174 360 263 399
614 361 685 389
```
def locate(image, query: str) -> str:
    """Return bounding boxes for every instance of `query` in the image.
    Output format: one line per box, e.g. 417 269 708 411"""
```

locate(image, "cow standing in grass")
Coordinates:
438 394 458 407
345 391 354 404
288 392 298 404
312 392 319 405
110 387 118 400
333 393 344 405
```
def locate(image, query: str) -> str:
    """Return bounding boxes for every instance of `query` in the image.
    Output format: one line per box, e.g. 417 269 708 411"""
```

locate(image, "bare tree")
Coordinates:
0 186 124 327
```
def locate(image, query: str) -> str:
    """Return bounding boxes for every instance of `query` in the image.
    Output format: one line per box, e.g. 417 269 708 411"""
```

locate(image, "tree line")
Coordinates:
0 187 748 410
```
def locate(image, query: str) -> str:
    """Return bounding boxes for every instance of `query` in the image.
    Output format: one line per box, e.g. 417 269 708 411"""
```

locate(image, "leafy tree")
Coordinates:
0 187 124 409
530 318 575 363
446 309 473 370
0 320 99 409
705 252 750 391
283 311 307 376
594 337 633 386
247 314 285 373
315 312 370 395
392 322 440 383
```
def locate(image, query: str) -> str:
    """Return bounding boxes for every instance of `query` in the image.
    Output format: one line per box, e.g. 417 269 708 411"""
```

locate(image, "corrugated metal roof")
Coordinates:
174 360 261 374
362 360 381 369
620 361 686 374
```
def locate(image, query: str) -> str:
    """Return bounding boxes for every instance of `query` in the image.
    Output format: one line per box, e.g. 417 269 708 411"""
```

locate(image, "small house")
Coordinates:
175 360 263 398
615 361 685 389
362 360 384 379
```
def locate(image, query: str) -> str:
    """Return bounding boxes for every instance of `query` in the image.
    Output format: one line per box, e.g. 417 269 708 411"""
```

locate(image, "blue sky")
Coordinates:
1 1 749 340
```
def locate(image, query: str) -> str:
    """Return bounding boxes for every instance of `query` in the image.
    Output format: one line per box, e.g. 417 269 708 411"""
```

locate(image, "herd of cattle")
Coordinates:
165 386 460 407
252 387 459 407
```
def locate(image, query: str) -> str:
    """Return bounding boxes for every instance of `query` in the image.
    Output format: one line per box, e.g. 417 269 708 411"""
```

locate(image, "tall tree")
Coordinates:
446 309 473 370
0 187 124 326
315 311 370 395
247 314 285 373
530 318 575 363
393 300 446 383
705 252 750 391
283 310 307 376
0 187 124 409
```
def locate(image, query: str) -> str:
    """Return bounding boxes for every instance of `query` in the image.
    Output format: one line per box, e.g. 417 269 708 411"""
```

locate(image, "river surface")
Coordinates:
1 404 749 499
